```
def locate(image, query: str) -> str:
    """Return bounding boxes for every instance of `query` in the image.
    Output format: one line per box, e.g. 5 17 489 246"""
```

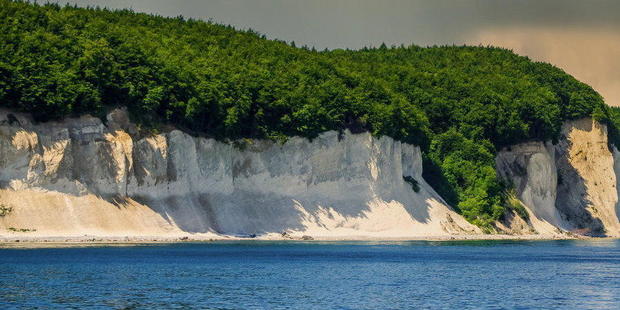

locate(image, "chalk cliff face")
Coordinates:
496 141 564 235
0 109 478 239
497 119 620 237
2 109 619 239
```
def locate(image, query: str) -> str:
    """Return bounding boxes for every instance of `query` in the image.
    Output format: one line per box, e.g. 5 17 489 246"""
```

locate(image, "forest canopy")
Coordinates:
1 0 617 229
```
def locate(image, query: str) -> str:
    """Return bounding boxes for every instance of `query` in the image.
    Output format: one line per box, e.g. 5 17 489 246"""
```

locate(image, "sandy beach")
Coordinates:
0 232 587 248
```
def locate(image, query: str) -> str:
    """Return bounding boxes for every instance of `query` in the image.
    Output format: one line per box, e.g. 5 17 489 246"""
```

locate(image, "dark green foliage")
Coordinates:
0 0 613 228
512 203 530 222
505 189 530 221
7 227 36 232
0 204 13 217
425 129 504 228
602 106 620 147
403 176 420 193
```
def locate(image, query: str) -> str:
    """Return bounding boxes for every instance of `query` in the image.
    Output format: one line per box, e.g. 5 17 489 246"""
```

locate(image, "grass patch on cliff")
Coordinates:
8 227 36 233
504 189 530 221
0 204 13 217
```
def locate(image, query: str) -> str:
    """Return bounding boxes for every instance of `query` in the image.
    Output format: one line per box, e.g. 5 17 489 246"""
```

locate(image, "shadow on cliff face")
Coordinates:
122 183 435 237
555 166 605 236
129 194 224 234
554 125 607 236
128 193 314 235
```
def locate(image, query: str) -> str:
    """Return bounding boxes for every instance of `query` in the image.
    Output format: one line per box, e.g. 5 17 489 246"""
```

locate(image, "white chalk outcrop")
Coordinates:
0 109 478 239
3 108 618 240
497 118 620 237
496 141 564 235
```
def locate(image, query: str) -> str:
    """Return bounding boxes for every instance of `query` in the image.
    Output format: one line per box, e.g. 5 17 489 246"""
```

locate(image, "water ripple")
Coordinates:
0 240 619 309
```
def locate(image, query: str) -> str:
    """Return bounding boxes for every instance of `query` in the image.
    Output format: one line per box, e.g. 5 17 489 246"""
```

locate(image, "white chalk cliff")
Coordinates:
0 109 478 239
1 109 619 239
496 118 620 237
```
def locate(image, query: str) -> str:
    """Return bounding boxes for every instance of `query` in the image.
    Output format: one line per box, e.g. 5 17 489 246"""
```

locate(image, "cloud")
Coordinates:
469 26 620 106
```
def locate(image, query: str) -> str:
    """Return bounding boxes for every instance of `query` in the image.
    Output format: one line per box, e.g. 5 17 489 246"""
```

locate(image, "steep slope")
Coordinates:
497 119 620 237
0 109 478 239
555 119 620 236
496 142 564 235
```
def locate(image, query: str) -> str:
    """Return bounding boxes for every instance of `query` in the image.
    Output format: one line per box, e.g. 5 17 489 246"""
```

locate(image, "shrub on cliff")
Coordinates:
0 204 13 217
0 0 614 229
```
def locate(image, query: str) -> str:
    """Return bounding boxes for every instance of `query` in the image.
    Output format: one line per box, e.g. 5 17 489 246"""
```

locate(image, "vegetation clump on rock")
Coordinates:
0 204 13 217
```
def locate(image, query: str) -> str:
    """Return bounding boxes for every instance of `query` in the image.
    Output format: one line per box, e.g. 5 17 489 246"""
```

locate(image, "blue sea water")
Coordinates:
0 240 619 309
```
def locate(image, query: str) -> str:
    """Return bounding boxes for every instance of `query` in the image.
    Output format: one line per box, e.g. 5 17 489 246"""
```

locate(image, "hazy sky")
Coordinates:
49 0 620 106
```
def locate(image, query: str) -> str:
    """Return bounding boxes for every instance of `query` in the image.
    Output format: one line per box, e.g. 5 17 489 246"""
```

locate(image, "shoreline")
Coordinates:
0 233 594 247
